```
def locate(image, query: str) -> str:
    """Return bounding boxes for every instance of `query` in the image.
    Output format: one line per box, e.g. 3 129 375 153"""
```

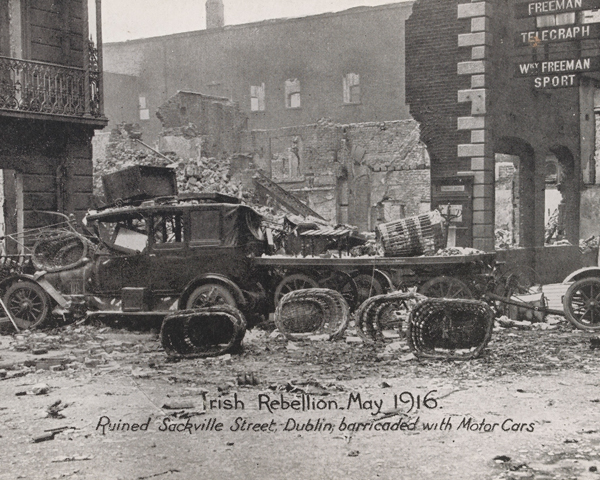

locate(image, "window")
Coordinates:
139 95 149 120
343 73 361 104
285 79 301 109
536 12 576 27
250 83 265 111
152 213 184 247
190 210 221 244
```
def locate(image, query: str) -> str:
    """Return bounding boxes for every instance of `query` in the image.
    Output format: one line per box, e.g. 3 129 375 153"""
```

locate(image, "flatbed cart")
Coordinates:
254 252 496 310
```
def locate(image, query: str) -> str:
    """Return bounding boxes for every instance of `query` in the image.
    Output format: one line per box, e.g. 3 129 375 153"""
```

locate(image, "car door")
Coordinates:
147 210 189 294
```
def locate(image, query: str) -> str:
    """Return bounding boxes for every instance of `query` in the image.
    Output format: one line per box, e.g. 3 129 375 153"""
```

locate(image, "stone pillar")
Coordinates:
457 0 494 251
206 0 224 29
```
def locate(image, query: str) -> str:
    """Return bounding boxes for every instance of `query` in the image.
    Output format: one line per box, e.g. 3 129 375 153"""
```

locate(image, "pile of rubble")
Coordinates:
95 125 245 201
168 156 242 197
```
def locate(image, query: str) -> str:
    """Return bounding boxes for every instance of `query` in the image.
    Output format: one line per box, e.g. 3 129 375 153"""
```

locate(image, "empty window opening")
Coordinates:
343 73 361 104
152 213 184 246
536 12 576 27
139 95 149 120
285 79 301 109
250 83 265 111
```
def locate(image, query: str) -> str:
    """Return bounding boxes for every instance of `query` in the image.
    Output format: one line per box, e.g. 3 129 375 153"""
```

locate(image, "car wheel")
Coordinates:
563 277 600 331
186 284 237 310
3 281 51 329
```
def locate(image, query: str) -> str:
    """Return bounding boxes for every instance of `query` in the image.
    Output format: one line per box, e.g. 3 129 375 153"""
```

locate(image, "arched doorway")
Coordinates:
545 146 578 244
494 137 536 248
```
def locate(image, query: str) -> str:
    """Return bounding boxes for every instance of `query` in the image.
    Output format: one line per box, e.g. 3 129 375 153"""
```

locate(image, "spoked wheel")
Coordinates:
3 281 51 329
419 276 473 299
352 274 385 305
186 284 237 310
563 277 600 331
274 274 318 306
318 271 359 310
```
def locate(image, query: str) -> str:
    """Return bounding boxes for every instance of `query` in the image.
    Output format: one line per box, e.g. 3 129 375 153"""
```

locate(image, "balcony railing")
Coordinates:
0 55 103 120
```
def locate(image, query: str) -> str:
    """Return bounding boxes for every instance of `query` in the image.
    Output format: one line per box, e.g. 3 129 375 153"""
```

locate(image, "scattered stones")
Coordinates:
46 400 68 419
345 336 363 344
237 372 259 386
31 383 49 395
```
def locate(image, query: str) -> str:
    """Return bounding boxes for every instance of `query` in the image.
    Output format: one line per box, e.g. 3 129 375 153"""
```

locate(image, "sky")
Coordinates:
99 0 408 43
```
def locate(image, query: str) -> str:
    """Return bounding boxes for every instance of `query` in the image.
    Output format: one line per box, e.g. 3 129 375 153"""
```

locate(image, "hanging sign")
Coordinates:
516 24 600 46
514 56 600 76
515 0 600 18
533 74 580 88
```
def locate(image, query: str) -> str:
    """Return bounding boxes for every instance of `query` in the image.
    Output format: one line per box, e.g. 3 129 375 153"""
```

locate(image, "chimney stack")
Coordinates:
206 0 224 29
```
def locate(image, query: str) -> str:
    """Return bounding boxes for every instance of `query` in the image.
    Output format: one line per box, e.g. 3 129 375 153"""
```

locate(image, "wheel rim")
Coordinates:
8 286 46 328
420 277 473 299
353 274 384 305
568 281 600 327
190 286 233 308
275 274 318 304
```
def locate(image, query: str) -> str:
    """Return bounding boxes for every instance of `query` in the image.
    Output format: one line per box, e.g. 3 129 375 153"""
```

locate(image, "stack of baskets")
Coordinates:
375 211 445 257
407 298 494 360
355 291 427 342
160 305 247 358
274 288 349 341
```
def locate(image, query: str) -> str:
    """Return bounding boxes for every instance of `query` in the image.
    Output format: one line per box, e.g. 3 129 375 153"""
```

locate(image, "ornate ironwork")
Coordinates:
88 39 102 117
0 55 103 118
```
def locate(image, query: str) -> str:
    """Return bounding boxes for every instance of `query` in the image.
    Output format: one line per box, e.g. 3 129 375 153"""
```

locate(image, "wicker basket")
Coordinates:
32 231 90 273
160 305 247 358
407 298 494 360
375 211 445 257
355 291 427 343
274 288 349 341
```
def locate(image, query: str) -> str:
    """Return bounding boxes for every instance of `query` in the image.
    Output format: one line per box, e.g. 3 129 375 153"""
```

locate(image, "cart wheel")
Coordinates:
318 271 359 310
274 274 319 305
419 276 473 299
3 281 50 330
563 277 600 331
186 284 237 310
352 273 385 305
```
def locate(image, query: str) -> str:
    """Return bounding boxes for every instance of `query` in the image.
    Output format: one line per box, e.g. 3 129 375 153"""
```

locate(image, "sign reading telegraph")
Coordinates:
517 24 600 46
515 0 600 18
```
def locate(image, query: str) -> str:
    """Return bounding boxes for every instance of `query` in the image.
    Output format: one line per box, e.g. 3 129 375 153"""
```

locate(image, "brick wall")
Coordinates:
156 91 249 158
406 0 589 249
102 3 414 144
405 0 471 181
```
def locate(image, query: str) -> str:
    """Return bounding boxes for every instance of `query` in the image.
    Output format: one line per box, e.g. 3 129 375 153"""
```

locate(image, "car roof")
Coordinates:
86 200 256 223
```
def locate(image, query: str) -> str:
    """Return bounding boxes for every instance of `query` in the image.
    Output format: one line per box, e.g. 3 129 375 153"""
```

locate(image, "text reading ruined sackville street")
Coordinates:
95 391 536 436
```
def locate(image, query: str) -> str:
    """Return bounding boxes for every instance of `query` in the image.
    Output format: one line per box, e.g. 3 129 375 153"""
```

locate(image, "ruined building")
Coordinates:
0 0 107 251
101 1 415 143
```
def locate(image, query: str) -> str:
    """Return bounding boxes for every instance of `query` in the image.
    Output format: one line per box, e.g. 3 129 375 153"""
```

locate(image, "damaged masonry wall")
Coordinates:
94 92 431 232
244 119 431 230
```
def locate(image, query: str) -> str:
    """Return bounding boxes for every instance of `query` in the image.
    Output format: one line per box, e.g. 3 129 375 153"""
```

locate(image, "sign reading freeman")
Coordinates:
515 57 600 88
515 0 600 18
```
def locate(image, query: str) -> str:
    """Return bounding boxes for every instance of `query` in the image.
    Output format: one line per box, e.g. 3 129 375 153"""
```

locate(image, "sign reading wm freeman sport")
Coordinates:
514 56 600 88
517 24 600 46
515 57 600 76
515 0 600 18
